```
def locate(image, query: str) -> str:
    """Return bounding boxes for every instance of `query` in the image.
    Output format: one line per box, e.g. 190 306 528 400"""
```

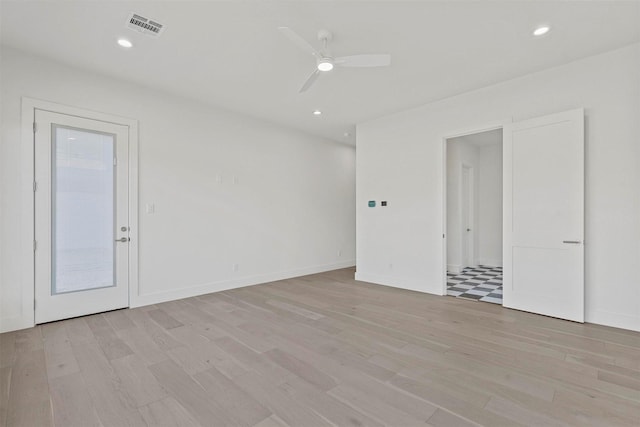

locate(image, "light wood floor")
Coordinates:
1 267 639 426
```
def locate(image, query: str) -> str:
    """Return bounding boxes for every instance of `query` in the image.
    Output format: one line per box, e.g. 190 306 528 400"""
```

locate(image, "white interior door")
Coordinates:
503 109 584 322
461 165 475 268
35 110 130 323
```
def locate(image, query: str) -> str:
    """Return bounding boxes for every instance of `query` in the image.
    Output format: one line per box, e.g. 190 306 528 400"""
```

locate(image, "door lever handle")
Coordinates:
562 240 581 244
116 237 130 242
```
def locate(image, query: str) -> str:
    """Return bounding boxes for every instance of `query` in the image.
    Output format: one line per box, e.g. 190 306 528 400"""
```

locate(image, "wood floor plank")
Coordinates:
138 396 201 427
484 396 567 427
70 339 146 426
147 309 184 330
213 336 294 383
85 314 134 361
259 330 441 422
328 383 429 426
1 267 639 426
252 414 289 427
49 372 102 427
110 354 168 407
166 340 246 377
165 325 210 347
388 373 521 426
426 408 478 427
125 309 183 351
13 326 43 354
5 349 53 427
0 366 11 427
0 331 16 368
278 375 385 427
42 321 80 380
115 326 169 366
264 348 337 391
147 359 235 426
233 370 332 427
103 309 136 331
193 367 271 426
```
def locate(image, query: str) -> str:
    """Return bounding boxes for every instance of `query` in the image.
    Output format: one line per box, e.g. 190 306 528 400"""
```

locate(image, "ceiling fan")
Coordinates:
278 27 391 93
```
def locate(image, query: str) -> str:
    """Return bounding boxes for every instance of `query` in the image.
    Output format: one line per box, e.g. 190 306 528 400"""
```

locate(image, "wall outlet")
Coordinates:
216 174 223 184
337 249 342 257
233 263 239 272
389 263 393 270
232 176 239 184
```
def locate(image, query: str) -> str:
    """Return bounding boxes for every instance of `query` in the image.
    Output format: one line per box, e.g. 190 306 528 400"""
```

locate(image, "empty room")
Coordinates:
1 1 639 426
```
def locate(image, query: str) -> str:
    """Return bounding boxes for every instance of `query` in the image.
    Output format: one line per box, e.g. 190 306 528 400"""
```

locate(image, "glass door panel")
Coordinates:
52 126 116 294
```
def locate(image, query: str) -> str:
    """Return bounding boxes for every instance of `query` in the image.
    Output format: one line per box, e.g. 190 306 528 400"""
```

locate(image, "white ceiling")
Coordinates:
2 1 639 144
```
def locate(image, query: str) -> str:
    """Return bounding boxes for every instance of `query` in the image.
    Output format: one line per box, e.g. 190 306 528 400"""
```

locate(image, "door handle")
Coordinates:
562 240 581 244
467 228 471 231
116 237 130 242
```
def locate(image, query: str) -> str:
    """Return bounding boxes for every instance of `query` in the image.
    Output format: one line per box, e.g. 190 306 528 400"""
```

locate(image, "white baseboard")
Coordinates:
354 272 443 296
131 260 356 308
477 258 503 267
447 264 462 274
0 315 34 334
586 309 640 332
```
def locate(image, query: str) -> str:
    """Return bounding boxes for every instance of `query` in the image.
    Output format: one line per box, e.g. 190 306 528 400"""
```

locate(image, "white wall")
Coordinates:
0 47 356 332
477 142 502 267
356 43 640 332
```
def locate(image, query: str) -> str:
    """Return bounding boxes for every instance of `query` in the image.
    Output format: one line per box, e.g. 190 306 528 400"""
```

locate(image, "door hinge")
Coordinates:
33 122 37 133
113 157 117 166
33 240 37 251
34 300 36 310
33 181 38 192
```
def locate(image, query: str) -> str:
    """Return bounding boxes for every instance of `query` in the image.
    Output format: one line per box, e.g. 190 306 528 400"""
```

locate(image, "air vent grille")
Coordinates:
127 13 164 36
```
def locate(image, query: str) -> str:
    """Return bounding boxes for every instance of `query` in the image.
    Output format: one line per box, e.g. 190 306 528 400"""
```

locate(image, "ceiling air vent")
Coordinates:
126 13 164 37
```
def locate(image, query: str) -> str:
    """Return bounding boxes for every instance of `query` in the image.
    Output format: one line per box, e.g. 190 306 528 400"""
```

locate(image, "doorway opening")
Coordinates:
444 128 503 304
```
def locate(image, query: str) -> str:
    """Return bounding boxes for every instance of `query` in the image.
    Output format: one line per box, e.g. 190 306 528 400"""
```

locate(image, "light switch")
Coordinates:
145 203 155 214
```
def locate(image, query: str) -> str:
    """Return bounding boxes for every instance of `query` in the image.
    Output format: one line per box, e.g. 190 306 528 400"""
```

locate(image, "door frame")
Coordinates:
441 119 510 296
21 97 139 327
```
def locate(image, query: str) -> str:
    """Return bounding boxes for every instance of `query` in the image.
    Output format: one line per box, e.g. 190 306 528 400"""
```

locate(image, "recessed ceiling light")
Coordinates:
313 110 322 116
117 38 133 48
317 60 334 72
533 25 551 37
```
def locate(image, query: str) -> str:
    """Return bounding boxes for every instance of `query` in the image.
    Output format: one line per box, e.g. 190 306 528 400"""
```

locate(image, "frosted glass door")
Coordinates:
53 126 115 294
35 110 130 323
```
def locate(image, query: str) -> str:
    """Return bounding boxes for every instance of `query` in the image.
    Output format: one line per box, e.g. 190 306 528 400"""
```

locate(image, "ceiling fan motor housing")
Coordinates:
317 29 333 42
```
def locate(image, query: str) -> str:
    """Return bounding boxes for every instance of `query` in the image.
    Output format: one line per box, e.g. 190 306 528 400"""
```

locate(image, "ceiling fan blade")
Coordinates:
299 69 321 93
278 27 321 58
335 54 391 67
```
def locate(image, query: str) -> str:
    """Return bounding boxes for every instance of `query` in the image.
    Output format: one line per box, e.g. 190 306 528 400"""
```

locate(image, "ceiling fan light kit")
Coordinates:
278 27 391 93
317 60 334 72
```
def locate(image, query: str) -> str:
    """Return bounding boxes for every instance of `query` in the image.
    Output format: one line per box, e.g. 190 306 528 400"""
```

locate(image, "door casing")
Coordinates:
20 97 139 328
442 120 509 295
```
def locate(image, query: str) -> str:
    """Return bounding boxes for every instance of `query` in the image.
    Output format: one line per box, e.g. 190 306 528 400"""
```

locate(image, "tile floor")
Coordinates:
446 265 503 304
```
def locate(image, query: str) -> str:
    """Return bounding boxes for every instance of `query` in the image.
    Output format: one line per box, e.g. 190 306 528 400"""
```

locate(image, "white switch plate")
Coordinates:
145 203 155 214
